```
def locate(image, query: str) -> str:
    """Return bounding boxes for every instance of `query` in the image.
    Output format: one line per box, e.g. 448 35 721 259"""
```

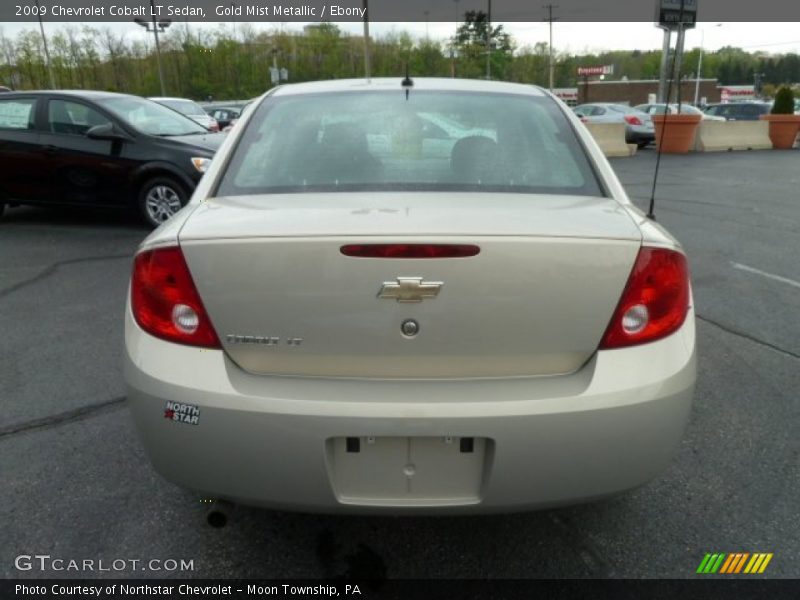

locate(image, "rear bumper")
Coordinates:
626 126 655 144
124 306 696 514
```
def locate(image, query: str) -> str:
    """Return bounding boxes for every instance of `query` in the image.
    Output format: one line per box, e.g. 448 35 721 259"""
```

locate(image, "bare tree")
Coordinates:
0 27 19 89
99 27 128 91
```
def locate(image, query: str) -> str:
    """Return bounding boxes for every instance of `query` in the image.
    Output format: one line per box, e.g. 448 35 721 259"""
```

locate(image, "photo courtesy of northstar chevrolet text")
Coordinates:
0 0 798 592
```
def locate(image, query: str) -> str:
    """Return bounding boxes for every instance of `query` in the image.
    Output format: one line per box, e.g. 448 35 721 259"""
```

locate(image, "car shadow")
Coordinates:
1 204 150 232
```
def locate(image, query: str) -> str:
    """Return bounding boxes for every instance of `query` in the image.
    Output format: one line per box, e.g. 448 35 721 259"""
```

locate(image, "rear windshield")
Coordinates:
99 96 208 136
216 91 603 197
158 99 206 116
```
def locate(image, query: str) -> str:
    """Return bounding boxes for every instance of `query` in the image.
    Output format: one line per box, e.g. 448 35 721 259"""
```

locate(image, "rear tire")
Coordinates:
137 176 188 228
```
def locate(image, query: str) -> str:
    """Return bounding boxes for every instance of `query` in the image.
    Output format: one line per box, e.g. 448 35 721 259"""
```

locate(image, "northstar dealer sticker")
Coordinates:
164 401 200 425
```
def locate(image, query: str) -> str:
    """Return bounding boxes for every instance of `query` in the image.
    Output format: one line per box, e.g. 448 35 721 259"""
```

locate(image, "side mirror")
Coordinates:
87 123 131 142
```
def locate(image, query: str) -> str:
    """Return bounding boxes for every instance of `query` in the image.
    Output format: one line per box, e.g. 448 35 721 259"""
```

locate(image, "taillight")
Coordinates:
599 247 690 349
341 244 480 259
209 120 220 132
131 247 221 348
624 115 643 126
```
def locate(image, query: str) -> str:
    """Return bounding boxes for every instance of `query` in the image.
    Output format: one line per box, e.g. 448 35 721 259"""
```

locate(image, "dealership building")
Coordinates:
574 78 722 105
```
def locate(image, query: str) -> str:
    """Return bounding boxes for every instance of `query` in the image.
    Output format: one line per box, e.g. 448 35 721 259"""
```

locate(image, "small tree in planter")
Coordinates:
760 86 800 149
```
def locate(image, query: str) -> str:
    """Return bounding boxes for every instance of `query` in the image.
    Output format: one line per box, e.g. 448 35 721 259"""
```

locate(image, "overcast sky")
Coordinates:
1 21 799 55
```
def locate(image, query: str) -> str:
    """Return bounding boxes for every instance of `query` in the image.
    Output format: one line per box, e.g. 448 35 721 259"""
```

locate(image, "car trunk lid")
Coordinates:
179 193 641 378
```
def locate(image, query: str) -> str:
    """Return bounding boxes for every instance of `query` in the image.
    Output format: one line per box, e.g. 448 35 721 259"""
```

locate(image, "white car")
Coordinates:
149 97 220 132
125 78 695 517
635 102 726 122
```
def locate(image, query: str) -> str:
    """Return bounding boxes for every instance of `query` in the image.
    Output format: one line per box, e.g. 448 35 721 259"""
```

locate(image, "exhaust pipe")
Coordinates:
206 499 234 528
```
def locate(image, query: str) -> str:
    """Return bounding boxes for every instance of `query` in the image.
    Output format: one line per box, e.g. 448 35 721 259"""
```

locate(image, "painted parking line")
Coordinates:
731 262 800 290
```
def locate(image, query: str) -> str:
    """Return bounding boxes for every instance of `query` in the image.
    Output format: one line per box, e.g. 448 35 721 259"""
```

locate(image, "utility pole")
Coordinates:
34 0 56 89
543 4 558 90
451 0 460 78
657 28 671 103
231 2 241 98
485 0 491 79
673 22 686 108
363 0 370 80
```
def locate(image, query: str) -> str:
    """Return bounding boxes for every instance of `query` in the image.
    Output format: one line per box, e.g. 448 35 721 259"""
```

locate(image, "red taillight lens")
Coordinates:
209 120 220 132
599 247 690 349
131 247 221 348
624 115 643 126
341 244 480 259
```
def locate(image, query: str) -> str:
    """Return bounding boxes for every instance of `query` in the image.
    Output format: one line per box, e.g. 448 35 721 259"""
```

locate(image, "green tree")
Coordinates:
454 11 513 79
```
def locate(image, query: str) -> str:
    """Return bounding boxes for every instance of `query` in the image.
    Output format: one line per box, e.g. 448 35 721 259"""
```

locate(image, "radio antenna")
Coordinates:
648 0 687 221
401 63 414 100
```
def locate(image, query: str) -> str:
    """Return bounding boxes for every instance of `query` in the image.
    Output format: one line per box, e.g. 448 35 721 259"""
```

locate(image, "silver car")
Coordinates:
125 78 696 515
149 97 220 132
573 103 655 147
635 102 726 122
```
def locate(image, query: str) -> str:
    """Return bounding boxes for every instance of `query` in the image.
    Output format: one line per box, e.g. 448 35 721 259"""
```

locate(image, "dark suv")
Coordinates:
0 90 226 227
703 102 771 121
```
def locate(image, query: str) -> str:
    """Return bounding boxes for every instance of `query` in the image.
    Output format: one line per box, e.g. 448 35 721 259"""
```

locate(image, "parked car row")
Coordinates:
702 101 771 121
0 91 226 227
201 100 253 131
571 100 789 148
633 103 726 122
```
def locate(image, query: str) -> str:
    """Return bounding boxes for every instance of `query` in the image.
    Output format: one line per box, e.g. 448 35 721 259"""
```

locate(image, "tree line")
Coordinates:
1 18 798 101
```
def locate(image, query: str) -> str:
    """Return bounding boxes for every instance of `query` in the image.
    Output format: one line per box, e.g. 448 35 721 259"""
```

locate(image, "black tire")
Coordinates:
137 176 189 228
637 141 650 149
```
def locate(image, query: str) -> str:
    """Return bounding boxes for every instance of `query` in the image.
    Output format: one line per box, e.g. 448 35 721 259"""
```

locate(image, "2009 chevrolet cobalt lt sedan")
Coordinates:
125 78 695 514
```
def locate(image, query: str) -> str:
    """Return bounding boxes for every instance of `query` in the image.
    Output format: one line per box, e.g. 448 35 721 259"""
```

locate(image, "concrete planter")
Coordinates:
652 114 703 154
759 114 800 150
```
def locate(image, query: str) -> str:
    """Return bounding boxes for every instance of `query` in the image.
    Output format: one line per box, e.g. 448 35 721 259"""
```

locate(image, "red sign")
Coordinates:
577 65 614 77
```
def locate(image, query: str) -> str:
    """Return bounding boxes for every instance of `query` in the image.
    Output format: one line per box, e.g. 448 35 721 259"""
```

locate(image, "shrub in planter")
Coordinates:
772 86 795 114
760 86 800 149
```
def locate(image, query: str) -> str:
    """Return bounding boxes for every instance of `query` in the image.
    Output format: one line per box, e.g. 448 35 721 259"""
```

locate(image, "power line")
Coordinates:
736 39 800 49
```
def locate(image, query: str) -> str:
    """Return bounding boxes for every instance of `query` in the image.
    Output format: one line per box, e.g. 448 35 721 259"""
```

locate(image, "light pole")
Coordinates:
34 0 56 89
693 23 721 106
134 0 171 96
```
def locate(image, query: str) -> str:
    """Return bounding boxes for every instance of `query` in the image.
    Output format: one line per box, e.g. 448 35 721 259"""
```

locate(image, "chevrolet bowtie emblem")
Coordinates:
378 277 443 303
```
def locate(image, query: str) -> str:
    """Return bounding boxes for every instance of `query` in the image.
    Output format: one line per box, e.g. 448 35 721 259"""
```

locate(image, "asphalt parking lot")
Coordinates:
2 149 799 579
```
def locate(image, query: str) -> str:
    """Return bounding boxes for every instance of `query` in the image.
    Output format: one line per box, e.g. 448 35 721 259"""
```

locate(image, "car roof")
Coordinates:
271 78 548 98
149 96 200 102
0 90 133 100
707 102 768 106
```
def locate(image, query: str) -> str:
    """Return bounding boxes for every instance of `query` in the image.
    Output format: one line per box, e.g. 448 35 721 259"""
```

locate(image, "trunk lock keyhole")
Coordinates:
401 319 420 337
